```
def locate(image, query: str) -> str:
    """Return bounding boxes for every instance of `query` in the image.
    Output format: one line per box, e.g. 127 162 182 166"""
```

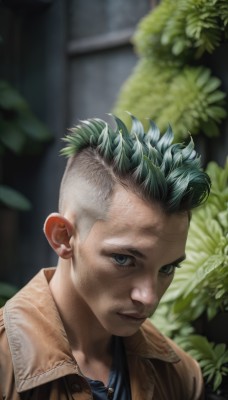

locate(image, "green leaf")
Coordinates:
207 305 218 320
213 372 223 391
0 282 17 299
187 335 215 357
0 120 26 154
207 91 226 104
183 256 224 298
214 344 227 359
203 77 222 93
200 120 220 137
218 210 228 229
196 68 211 87
0 80 28 110
172 40 186 55
0 185 32 210
17 111 52 142
215 288 226 299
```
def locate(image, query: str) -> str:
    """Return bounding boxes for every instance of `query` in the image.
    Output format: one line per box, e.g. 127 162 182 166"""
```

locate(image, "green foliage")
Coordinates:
0 80 52 210
114 62 226 141
0 80 52 154
0 282 17 307
134 0 228 59
113 0 227 141
0 185 31 211
176 336 228 391
113 59 178 131
152 160 228 392
162 160 228 318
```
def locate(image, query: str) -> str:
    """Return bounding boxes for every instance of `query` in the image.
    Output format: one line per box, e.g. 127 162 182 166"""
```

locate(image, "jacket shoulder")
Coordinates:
0 306 7 343
0 306 16 397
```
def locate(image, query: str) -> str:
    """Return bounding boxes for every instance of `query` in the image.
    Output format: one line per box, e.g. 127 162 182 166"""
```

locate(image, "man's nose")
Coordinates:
130 279 158 310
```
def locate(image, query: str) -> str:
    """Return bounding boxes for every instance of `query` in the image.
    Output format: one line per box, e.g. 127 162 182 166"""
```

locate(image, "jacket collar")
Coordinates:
124 319 179 363
4 268 179 393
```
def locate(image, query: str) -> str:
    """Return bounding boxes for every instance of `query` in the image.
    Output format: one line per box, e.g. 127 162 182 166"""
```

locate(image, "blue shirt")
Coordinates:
86 336 131 400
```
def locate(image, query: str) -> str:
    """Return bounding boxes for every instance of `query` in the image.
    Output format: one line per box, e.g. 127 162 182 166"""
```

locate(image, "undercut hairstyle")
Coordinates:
59 114 211 215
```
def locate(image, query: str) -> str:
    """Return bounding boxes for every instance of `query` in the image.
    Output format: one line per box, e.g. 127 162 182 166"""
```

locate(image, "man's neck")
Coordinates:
49 261 112 359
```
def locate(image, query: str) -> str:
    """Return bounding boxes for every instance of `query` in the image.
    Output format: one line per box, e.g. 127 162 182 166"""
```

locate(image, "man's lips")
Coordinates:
117 312 147 321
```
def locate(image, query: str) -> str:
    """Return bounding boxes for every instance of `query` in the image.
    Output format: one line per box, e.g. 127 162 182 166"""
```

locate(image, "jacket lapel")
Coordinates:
124 319 180 400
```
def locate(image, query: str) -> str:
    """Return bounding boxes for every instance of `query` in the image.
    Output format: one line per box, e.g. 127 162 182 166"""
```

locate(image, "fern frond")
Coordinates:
175 335 228 391
156 66 226 140
113 60 226 142
134 0 228 59
155 160 228 320
133 0 180 59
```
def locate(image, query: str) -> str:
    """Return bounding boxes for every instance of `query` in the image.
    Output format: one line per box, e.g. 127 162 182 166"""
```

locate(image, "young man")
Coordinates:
0 115 211 399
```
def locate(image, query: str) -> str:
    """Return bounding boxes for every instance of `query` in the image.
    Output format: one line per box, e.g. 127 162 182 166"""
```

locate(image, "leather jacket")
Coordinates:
0 268 204 399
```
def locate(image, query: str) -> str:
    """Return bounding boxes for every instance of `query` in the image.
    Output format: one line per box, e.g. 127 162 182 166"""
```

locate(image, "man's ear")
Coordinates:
43 213 74 259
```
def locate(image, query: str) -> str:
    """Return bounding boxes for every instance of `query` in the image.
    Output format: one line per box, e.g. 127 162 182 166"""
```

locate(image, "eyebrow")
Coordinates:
166 254 186 266
105 244 186 265
122 247 146 259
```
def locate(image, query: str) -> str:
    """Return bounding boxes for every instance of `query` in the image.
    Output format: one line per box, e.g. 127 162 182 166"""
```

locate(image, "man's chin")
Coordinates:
109 319 148 337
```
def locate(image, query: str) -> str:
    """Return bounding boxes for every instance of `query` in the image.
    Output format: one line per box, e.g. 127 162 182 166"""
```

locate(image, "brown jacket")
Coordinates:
0 268 204 399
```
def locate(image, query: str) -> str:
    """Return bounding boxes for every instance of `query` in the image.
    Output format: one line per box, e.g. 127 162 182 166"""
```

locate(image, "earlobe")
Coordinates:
43 213 74 259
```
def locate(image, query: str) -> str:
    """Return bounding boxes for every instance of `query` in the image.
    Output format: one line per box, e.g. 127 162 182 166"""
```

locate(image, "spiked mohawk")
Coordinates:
61 114 211 212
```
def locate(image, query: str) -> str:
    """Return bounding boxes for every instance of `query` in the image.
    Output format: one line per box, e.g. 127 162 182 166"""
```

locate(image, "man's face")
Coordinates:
70 186 189 337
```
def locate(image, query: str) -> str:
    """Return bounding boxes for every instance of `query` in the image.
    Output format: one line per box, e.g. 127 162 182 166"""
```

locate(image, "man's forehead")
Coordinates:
103 187 188 239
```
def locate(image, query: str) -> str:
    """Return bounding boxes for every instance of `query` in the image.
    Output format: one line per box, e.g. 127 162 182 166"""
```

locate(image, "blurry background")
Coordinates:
0 0 227 288
0 0 152 287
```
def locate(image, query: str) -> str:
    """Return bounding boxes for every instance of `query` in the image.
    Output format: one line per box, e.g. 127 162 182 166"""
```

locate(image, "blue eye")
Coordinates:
112 254 133 266
159 264 180 276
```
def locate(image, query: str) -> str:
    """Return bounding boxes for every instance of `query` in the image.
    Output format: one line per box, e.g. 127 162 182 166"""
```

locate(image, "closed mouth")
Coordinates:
117 312 147 321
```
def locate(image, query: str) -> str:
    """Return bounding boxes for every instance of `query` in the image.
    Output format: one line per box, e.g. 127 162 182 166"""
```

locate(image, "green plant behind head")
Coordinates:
134 0 228 60
151 159 228 393
61 114 211 213
113 0 227 142
0 80 52 211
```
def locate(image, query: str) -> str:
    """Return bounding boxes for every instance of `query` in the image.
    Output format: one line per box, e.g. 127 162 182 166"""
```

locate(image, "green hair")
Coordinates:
61 114 211 213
